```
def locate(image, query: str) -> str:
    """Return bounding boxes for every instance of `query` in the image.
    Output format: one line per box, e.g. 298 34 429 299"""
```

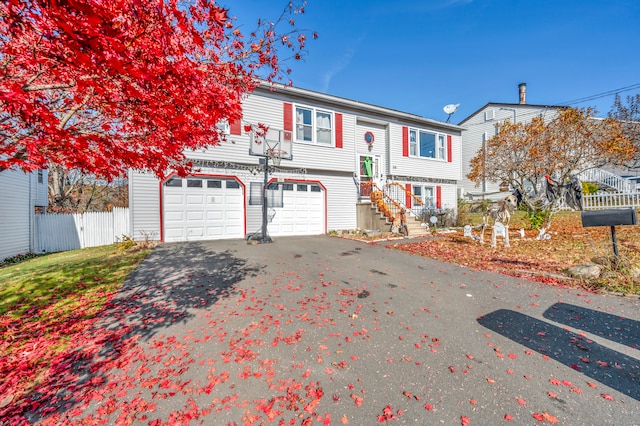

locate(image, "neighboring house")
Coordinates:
129 82 463 242
457 83 563 201
0 168 48 260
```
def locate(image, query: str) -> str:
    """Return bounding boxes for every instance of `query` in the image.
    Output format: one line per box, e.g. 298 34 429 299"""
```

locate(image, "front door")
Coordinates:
358 155 380 197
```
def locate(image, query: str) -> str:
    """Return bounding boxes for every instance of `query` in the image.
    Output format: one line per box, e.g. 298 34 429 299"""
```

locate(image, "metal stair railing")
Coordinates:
578 168 633 193
381 182 426 219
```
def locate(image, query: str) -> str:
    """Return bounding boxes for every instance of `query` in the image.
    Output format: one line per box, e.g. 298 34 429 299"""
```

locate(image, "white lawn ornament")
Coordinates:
480 195 518 248
463 225 472 237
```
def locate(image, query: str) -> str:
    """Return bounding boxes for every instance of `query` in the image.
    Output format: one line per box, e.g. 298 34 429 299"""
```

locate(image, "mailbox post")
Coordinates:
581 208 638 257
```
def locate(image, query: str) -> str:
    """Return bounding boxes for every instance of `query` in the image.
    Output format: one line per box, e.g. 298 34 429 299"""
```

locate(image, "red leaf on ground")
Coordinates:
350 393 363 407
532 413 545 422
543 412 559 424
504 414 514 421
548 391 558 399
461 415 471 425
601 393 613 400
424 403 434 411
516 397 526 406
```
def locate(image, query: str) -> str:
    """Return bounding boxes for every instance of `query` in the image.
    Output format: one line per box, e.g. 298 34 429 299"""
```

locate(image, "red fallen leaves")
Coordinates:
460 415 471 425
516 397 527 406
504 413 514 421
424 403 434 411
350 393 363 407
533 412 559 423
377 405 398 422
601 393 613 400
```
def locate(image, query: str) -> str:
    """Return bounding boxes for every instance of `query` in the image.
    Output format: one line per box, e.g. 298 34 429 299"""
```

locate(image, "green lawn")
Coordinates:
0 244 152 410
0 245 150 317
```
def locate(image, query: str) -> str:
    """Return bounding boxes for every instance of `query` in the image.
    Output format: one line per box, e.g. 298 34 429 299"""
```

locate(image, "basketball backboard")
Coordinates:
249 127 293 161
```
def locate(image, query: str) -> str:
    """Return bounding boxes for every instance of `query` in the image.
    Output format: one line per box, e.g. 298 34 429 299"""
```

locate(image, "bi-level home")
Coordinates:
129 82 463 242
457 83 563 201
0 169 48 260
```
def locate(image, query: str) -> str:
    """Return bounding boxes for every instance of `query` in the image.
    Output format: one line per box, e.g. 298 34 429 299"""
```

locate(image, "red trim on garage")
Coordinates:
159 173 247 242
267 177 328 234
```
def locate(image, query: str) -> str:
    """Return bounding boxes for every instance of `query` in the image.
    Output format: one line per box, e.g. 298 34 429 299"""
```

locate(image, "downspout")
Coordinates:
29 171 34 253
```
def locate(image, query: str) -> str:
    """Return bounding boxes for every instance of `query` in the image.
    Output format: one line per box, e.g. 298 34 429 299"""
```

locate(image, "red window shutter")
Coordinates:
335 113 343 148
447 135 452 162
436 186 442 209
230 119 242 135
402 126 409 157
405 183 412 208
283 103 293 132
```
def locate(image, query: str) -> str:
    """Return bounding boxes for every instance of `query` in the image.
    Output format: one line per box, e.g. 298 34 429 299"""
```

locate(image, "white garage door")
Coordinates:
268 182 325 236
163 177 244 242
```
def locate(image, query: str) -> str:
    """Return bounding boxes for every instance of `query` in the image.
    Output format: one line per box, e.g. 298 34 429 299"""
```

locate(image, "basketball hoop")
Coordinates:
267 148 286 167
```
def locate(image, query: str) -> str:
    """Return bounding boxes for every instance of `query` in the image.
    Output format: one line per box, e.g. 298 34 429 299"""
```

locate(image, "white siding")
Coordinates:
33 169 48 207
0 170 31 260
459 104 560 201
389 123 462 182
128 170 161 241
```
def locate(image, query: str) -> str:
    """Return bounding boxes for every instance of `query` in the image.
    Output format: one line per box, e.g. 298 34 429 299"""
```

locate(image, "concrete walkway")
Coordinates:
41 236 640 425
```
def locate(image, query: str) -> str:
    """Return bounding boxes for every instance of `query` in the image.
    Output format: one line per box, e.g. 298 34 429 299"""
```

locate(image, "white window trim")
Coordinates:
408 128 448 161
412 184 436 209
294 104 334 146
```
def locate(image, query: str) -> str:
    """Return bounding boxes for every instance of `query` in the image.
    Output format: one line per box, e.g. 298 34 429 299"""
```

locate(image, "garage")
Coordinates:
267 181 325 236
162 176 244 242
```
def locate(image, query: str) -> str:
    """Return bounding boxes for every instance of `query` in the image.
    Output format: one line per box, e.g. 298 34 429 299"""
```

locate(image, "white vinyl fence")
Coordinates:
36 207 130 253
582 192 640 210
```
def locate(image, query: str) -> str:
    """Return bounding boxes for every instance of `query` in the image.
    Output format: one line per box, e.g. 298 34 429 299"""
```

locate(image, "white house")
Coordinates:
129 82 463 242
0 168 48 260
458 83 563 201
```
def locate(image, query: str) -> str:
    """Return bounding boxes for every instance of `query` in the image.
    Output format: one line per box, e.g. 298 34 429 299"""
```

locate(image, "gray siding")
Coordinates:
0 170 31 259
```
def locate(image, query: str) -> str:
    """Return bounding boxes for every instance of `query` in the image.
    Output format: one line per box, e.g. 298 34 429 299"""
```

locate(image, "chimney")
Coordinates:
518 83 527 104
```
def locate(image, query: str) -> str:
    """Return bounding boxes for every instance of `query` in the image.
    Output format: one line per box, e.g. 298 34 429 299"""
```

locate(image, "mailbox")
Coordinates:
580 208 638 257
581 208 638 228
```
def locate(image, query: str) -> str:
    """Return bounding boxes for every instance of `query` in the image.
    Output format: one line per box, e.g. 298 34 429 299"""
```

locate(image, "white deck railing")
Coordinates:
578 168 634 193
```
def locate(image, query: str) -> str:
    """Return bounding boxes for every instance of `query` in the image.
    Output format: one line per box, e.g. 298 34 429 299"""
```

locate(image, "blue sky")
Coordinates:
227 0 640 123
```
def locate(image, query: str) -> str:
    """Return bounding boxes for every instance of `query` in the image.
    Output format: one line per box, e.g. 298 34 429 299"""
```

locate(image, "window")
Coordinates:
207 180 222 188
226 180 240 189
310 185 322 192
413 185 435 208
283 183 294 191
187 179 202 188
165 178 182 187
409 128 447 160
295 106 333 145
37 170 43 183
297 184 308 191
409 130 417 156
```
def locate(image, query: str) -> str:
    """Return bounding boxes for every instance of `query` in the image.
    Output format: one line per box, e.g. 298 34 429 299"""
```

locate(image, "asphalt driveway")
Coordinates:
38 236 640 425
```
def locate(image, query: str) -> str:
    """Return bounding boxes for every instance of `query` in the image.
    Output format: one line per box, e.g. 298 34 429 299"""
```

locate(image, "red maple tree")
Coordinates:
1 0 314 179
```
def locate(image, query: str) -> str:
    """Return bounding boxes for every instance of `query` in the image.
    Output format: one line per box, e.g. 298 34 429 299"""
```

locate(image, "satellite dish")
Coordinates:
443 104 460 123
